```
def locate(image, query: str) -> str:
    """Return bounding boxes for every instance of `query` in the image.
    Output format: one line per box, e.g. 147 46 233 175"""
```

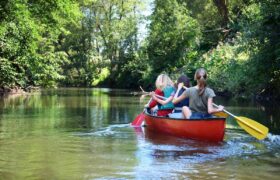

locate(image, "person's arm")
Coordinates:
148 89 163 108
207 98 224 114
152 93 173 105
172 83 187 104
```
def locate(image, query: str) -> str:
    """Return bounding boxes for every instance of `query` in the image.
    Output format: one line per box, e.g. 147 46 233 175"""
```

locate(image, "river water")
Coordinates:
0 88 279 179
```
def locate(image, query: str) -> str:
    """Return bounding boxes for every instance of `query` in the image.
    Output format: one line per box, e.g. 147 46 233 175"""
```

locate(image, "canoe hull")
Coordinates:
144 113 226 142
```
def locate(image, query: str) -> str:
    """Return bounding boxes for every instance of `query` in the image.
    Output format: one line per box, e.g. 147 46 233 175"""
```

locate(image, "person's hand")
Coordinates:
217 105 224 112
151 92 157 100
178 82 184 89
140 94 147 103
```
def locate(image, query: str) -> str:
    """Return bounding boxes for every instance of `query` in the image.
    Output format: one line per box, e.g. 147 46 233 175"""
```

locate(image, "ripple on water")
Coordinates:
72 124 280 179
78 125 280 162
74 124 131 137
132 129 280 179
266 133 280 145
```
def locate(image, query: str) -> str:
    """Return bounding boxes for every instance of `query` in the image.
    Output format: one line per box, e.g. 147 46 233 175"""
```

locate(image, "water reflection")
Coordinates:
144 128 221 156
214 96 280 134
133 127 220 179
132 125 280 179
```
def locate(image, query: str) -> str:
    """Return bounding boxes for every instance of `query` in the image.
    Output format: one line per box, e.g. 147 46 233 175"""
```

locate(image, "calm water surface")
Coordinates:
0 88 280 179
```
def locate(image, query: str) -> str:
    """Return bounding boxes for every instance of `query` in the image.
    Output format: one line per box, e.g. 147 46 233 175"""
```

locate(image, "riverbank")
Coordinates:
0 86 40 96
1 86 279 105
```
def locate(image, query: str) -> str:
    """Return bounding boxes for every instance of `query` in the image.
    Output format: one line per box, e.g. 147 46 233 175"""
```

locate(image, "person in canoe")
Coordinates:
172 68 224 119
145 74 175 116
168 74 191 118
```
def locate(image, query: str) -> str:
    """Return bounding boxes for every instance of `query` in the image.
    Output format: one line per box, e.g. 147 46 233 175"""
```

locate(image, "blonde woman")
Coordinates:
172 68 224 119
147 74 175 116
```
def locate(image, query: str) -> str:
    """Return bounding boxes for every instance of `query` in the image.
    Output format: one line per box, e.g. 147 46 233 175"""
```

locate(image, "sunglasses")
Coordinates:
197 74 207 80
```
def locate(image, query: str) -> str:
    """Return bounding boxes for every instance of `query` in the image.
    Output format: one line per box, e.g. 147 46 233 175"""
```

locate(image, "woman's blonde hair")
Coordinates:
194 68 207 96
155 74 173 90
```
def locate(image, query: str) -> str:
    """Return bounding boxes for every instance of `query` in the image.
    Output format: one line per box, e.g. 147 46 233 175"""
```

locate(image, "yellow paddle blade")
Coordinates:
213 111 229 118
235 116 269 140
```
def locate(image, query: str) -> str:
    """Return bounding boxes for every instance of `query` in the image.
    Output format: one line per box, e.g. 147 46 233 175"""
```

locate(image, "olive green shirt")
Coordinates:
183 87 216 113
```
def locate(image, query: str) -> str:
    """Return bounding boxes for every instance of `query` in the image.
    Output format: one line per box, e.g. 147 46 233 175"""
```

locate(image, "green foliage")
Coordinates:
1 0 279 99
181 0 225 50
58 0 143 87
0 0 81 88
116 50 151 88
147 0 200 74
92 67 110 86
0 58 18 87
199 0 280 98
200 40 250 95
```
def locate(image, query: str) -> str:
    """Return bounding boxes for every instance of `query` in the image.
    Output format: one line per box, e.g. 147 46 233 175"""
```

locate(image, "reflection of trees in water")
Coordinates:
1 88 279 134
217 97 280 134
0 89 110 131
257 102 280 134
0 97 3 130
230 100 280 134
109 105 131 124
0 88 141 133
108 96 142 124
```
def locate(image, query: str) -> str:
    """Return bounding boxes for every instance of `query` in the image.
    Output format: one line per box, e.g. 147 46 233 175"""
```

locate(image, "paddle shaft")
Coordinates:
213 103 236 118
140 86 168 100
142 92 167 100
132 97 153 126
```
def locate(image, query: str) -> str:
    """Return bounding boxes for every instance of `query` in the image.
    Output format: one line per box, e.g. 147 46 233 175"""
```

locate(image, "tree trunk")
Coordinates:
213 0 229 27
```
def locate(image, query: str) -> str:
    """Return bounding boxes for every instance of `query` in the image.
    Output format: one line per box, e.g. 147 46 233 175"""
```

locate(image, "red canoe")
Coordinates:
144 111 226 142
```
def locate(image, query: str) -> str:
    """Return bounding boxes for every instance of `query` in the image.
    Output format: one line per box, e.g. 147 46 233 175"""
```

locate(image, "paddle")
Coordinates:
213 111 228 118
213 103 269 140
131 93 152 127
181 85 269 139
131 91 166 127
131 111 145 127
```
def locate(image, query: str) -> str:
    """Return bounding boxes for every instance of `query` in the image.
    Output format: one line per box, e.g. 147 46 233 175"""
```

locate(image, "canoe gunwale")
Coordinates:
144 110 226 122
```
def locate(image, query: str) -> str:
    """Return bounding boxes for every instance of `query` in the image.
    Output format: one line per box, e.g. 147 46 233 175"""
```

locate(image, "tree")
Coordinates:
0 0 81 88
146 0 200 76
59 0 143 87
